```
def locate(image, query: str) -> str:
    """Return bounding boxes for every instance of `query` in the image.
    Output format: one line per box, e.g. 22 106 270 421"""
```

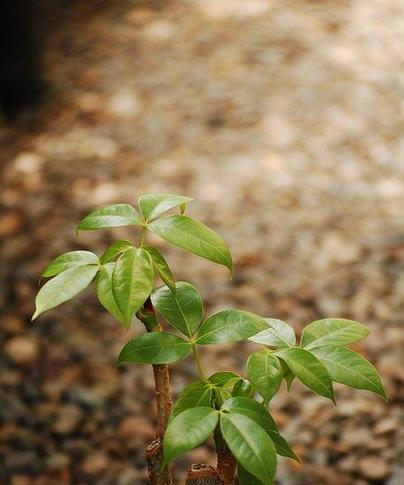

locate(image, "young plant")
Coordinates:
32 194 386 485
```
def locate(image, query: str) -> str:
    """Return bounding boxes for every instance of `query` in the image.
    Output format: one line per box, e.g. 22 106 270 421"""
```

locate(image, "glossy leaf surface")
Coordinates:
247 351 282 404
311 346 386 400
301 318 369 350
33 265 99 320
96 263 124 326
42 250 99 277
138 193 193 221
142 245 175 291
78 204 140 230
151 282 203 337
170 381 213 420
250 318 296 348
220 412 276 485
112 248 154 327
276 348 334 400
197 310 268 345
163 407 219 466
222 397 278 432
100 240 134 264
149 215 232 271
118 332 191 364
209 372 240 388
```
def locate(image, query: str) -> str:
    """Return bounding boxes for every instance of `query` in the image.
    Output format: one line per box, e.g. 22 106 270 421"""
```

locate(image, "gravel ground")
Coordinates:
1 1 404 484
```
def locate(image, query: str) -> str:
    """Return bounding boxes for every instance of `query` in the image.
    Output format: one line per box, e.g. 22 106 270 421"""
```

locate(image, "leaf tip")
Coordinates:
31 310 39 322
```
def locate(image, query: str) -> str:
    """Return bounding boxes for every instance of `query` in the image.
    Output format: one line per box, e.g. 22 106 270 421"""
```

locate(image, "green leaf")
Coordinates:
221 398 299 462
221 397 278 432
151 282 203 337
149 215 232 271
275 347 334 401
197 310 268 345
163 407 219 466
247 351 282 404
209 371 240 388
310 346 387 400
77 204 140 230
268 431 299 461
96 263 125 326
100 240 135 264
138 193 193 221
142 245 175 292
220 412 276 485
171 381 213 420
118 332 192 364
301 318 369 350
32 265 99 320
232 379 254 398
249 318 296 348
112 247 154 327
41 250 99 277
238 463 264 485
213 387 232 407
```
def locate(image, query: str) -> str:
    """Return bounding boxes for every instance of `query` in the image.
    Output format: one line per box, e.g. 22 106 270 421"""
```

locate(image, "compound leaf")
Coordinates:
197 310 268 345
118 332 191 365
149 215 232 271
151 282 203 337
32 264 99 320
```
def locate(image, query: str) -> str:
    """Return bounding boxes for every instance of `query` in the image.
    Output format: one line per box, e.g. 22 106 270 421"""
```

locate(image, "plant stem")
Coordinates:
186 464 221 484
136 298 173 484
192 344 206 380
139 224 147 246
214 428 237 485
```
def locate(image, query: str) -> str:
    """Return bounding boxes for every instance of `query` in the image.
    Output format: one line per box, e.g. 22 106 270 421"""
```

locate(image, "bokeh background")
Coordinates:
1 1 403 484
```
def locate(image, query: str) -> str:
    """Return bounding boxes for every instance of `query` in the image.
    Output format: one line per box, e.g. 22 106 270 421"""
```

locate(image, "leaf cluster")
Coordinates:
32 193 386 484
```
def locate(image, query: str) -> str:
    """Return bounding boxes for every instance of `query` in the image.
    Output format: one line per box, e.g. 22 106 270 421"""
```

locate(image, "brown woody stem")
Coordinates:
137 298 173 484
145 438 173 485
214 428 237 484
186 464 222 484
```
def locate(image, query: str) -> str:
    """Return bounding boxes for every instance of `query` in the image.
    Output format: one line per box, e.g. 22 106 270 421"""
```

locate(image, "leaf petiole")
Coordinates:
192 344 206 380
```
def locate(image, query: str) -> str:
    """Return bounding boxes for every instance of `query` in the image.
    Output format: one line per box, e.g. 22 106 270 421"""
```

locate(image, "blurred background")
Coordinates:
1 0 403 484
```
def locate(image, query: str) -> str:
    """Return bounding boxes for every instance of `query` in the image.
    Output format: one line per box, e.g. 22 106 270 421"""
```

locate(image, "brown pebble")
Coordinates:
374 417 399 435
0 211 23 236
5 337 39 365
358 456 390 480
81 451 110 476
118 416 154 440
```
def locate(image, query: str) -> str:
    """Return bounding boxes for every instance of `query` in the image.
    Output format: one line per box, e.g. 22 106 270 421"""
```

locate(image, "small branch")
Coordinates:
146 438 173 485
186 464 222 485
152 363 173 438
137 298 174 484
